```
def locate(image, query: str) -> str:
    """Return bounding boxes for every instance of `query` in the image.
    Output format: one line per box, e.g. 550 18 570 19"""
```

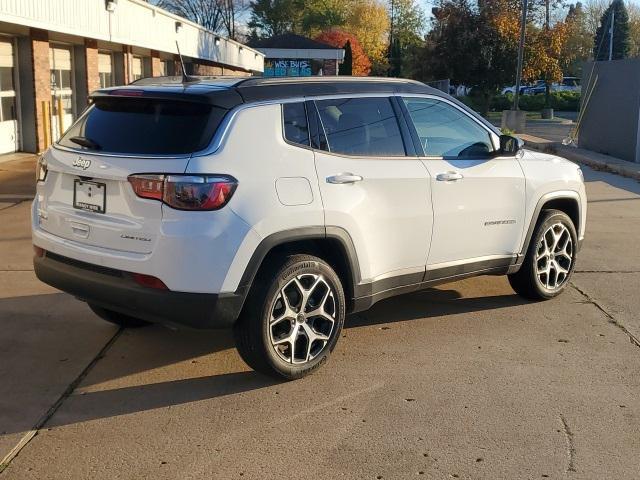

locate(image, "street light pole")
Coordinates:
609 8 615 61
389 0 395 76
512 0 528 110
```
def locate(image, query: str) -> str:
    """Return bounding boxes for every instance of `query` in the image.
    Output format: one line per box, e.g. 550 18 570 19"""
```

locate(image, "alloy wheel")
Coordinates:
269 273 336 364
535 222 573 291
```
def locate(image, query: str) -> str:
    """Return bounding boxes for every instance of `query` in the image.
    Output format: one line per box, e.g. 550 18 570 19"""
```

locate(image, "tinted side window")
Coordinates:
283 102 310 146
402 97 495 159
315 97 405 157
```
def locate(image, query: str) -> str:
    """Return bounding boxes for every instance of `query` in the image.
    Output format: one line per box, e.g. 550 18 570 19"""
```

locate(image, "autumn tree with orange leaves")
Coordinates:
416 0 569 112
315 30 372 76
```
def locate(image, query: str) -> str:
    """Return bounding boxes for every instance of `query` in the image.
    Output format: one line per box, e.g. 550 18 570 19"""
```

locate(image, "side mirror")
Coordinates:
499 135 524 156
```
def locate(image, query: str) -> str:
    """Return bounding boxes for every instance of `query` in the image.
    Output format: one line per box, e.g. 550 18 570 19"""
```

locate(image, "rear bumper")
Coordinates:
34 252 244 329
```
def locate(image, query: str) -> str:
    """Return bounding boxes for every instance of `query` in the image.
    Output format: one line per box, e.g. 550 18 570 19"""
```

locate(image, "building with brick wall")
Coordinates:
249 34 344 78
0 0 264 154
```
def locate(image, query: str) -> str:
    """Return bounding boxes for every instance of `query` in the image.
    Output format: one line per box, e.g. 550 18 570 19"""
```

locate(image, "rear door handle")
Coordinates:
436 172 464 182
326 173 363 184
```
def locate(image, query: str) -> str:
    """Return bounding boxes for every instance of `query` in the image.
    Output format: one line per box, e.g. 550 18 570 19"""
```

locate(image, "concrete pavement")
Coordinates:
1 157 639 479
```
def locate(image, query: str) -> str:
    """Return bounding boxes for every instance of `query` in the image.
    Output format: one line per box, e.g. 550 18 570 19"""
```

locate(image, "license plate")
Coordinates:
73 180 106 214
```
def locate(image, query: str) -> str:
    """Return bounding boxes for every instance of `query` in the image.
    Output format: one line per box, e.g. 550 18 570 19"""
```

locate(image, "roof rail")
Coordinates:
233 76 426 88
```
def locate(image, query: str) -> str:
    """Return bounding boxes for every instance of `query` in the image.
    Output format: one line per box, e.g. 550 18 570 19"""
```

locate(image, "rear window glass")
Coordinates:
59 97 227 155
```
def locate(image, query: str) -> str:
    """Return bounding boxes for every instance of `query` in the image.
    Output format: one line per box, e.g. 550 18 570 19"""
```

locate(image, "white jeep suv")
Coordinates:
32 77 587 379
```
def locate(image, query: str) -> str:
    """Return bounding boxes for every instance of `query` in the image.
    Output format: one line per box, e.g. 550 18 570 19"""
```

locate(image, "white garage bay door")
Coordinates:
50 45 75 141
0 38 18 154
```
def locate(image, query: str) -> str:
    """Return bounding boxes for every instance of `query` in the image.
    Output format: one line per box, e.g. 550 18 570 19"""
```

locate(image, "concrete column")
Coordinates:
17 37 36 152
151 50 162 77
85 39 100 94
121 45 133 84
29 28 50 153
73 45 88 115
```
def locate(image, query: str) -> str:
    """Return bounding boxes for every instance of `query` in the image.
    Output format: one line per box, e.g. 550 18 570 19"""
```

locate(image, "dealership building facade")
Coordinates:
0 0 264 154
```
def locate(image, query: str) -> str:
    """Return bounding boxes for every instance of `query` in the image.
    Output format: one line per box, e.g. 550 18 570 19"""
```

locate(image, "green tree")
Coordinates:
562 2 593 76
593 0 630 60
626 1 640 57
248 0 304 37
339 40 354 75
389 0 426 77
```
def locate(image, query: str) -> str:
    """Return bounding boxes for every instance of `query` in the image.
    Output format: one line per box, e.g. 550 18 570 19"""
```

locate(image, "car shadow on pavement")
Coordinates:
44 371 278 430
346 287 532 328
1 284 529 434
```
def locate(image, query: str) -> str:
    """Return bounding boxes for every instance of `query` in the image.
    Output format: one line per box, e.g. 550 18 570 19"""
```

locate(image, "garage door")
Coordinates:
50 45 74 141
0 38 18 154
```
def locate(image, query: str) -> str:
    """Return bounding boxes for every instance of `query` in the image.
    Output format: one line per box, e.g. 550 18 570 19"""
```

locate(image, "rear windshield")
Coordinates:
58 97 227 155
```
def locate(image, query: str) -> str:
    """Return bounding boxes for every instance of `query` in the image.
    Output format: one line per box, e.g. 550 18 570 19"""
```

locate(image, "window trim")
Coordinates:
312 96 411 159
397 94 501 159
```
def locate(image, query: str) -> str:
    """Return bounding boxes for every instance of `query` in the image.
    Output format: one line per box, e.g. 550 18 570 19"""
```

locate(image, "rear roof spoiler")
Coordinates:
90 86 244 110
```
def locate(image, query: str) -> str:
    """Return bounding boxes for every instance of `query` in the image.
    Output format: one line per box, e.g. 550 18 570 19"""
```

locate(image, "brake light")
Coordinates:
33 245 45 258
128 174 237 211
132 273 168 290
110 89 144 97
128 174 164 201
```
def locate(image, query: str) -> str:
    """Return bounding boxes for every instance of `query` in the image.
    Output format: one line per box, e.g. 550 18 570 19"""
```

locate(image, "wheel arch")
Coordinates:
520 191 582 257
236 227 360 312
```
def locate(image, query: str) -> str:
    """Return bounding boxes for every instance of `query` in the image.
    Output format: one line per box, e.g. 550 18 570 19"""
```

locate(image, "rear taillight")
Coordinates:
128 174 237 211
128 174 164 201
33 245 45 258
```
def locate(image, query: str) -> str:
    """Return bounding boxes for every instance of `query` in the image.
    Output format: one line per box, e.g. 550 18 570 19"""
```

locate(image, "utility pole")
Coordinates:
388 0 395 77
609 8 615 61
513 0 528 110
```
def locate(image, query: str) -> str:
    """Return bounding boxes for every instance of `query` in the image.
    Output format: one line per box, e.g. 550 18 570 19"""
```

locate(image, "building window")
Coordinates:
98 51 113 88
49 45 75 140
131 56 148 81
160 59 175 76
0 38 16 123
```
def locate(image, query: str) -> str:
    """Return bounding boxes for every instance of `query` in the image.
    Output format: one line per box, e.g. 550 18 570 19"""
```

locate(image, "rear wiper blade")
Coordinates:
69 136 101 150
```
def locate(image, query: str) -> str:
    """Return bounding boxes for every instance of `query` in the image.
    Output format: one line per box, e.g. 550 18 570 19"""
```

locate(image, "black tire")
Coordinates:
508 209 577 300
88 303 152 328
234 254 346 380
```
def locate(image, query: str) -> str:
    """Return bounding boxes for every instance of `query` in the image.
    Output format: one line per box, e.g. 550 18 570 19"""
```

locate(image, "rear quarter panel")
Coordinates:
186 103 325 292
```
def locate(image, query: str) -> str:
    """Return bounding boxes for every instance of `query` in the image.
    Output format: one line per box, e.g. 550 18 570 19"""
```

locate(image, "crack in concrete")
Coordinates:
570 283 640 349
0 328 123 475
559 414 577 473
575 270 640 274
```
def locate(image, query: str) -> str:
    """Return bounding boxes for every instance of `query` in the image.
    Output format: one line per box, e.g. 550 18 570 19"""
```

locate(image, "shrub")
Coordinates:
456 91 581 113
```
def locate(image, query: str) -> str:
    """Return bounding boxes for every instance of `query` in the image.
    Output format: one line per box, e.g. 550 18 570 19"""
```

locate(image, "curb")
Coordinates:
521 136 640 182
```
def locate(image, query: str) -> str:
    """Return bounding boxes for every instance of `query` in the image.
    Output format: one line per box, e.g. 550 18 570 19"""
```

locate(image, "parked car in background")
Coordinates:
501 83 531 95
524 77 581 95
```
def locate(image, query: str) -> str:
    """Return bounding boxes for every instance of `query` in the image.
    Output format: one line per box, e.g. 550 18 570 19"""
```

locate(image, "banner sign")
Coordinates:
264 59 312 77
